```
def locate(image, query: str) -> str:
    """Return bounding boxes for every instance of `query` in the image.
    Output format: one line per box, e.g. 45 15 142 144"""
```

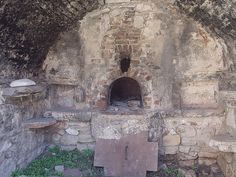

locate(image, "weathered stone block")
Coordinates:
177 125 196 138
52 133 61 142
198 152 218 159
23 118 57 129
178 153 198 161
78 134 95 143
181 137 197 146
179 160 196 167
217 153 234 177
92 114 148 139
163 134 181 146
60 134 78 146
164 146 179 155
55 165 64 173
179 146 191 154
198 158 216 166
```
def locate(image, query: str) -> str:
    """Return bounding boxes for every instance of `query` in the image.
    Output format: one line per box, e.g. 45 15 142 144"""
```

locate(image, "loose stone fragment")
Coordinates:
55 165 64 173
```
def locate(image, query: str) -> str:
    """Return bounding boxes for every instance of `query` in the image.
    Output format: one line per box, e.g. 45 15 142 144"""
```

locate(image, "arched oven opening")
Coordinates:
109 77 143 109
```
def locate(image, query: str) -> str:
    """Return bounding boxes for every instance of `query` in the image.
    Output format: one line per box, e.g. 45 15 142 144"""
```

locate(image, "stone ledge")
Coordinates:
180 108 224 117
47 80 79 86
44 109 92 122
161 108 224 119
23 118 57 129
209 134 236 153
219 91 236 102
2 86 45 98
105 0 130 4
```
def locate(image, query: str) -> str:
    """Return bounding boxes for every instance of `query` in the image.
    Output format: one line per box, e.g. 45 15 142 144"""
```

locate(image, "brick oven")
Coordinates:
2 0 236 176
42 0 230 173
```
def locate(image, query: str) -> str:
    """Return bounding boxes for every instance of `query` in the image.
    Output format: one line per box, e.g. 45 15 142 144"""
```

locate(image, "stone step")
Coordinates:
23 118 57 129
209 134 236 153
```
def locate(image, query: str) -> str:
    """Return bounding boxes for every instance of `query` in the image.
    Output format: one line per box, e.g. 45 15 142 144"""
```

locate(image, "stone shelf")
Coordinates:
2 86 45 98
23 118 57 129
209 134 236 153
44 109 92 122
48 80 79 86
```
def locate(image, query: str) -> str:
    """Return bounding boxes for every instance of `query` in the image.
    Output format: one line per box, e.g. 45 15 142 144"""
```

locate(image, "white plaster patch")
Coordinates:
10 79 36 87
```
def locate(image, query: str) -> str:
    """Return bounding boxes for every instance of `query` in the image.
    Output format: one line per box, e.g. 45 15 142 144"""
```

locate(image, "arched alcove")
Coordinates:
109 77 142 107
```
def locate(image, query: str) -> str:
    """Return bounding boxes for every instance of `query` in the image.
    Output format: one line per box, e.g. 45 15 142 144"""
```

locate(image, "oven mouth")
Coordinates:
108 77 143 108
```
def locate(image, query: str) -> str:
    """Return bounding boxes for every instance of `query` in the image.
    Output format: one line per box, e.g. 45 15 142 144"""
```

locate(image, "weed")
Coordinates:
12 147 104 177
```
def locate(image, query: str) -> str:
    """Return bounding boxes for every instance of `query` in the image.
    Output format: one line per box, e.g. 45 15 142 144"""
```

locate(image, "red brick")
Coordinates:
96 99 108 110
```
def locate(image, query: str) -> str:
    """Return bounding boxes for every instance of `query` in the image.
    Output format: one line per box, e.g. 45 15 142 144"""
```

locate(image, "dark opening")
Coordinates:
109 77 142 107
120 57 131 73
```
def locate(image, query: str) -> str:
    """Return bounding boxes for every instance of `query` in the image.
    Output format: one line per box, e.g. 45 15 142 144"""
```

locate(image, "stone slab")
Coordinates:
23 118 57 129
44 109 92 122
209 134 236 153
94 131 158 177
3 86 44 98
220 91 236 102
106 0 130 4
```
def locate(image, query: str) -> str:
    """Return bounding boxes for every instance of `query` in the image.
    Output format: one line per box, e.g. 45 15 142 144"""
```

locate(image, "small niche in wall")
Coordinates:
109 77 143 108
120 56 131 73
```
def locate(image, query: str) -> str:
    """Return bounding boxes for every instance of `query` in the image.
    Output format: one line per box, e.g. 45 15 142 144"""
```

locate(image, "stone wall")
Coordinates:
0 70 47 177
45 109 225 167
162 113 224 166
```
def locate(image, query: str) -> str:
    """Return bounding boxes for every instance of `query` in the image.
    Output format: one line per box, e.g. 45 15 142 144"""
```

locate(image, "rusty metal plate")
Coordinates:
94 131 158 177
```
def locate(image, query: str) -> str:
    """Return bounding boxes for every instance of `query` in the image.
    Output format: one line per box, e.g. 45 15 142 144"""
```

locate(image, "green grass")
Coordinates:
162 168 184 177
148 167 184 177
12 146 104 177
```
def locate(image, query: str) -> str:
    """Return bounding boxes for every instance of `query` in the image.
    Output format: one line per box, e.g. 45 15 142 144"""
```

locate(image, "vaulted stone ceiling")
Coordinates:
176 0 236 39
0 0 100 68
176 0 236 70
0 0 235 69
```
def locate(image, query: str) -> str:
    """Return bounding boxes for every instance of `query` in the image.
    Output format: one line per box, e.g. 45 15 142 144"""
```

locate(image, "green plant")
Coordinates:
161 167 184 177
12 148 104 177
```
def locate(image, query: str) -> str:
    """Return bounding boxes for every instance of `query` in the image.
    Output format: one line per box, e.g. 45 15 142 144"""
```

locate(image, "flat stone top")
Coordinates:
44 109 92 122
209 134 236 153
3 86 44 98
106 0 130 4
219 91 236 101
23 118 57 129
211 134 236 143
